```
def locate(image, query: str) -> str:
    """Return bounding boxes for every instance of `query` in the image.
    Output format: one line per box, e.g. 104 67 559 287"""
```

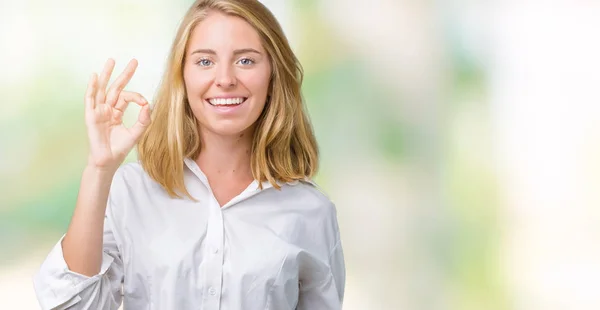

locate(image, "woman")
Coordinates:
33 0 345 309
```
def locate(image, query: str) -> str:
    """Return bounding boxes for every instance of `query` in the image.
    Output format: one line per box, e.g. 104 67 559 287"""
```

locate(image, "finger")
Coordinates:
95 58 115 104
129 104 152 140
114 91 148 112
84 73 98 112
106 59 138 107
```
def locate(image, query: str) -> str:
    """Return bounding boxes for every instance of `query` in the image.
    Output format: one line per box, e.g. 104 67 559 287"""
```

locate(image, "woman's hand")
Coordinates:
84 58 151 172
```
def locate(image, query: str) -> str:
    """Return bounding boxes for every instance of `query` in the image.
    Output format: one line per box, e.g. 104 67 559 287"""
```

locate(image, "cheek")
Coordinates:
241 69 271 98
183 67 212 95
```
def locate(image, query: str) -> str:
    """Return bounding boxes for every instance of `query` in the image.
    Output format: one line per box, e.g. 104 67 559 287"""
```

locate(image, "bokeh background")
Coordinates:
1 0 600 309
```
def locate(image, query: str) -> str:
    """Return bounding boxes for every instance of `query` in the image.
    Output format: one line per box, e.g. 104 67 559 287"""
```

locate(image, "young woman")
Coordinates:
33 0 345 309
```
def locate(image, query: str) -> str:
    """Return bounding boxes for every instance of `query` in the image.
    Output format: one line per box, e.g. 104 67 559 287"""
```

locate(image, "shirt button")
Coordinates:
212 247 219 254
208 287 216 296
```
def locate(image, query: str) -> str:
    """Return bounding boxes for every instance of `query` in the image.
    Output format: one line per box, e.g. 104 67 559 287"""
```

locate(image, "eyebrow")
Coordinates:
190 48 262 56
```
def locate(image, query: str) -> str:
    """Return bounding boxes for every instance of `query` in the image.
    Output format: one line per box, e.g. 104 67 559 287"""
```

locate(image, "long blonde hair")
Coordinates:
137 0 318 199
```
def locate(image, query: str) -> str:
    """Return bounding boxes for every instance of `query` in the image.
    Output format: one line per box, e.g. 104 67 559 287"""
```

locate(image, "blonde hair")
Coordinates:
137 0 318 199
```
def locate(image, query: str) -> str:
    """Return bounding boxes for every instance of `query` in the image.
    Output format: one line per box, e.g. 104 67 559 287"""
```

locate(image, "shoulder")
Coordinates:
112 161 148 184
277 181 342 257
275 180 340 234
277 180 337 215
110 161 158 190
108 161 162 206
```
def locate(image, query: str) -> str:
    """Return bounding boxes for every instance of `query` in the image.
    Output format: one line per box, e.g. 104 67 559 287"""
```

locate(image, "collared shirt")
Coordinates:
33 158 345 310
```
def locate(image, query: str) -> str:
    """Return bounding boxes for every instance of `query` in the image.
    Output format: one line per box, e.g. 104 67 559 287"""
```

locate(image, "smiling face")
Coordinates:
183 11 272 138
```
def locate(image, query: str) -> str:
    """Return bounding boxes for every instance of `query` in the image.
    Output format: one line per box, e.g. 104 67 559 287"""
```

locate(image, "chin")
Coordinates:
205 121 254 137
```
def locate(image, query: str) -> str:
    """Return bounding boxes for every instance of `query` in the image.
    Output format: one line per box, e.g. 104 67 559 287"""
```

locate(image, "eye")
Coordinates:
196 58 213 67
237 57 255 66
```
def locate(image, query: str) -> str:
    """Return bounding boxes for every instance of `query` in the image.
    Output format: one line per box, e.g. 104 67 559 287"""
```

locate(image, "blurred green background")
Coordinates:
2 1 600 309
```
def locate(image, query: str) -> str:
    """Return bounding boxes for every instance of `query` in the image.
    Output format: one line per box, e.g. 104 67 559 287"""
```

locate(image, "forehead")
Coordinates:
188 11 264 51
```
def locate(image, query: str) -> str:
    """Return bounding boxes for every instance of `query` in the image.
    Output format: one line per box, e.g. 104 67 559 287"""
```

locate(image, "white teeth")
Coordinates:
208 97 245 106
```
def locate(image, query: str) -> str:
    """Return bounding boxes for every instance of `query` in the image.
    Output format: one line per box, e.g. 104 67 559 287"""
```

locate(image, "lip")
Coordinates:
205 95 249 100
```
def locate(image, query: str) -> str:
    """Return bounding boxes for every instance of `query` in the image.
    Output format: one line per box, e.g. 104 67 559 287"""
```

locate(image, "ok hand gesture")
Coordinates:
84 59 151 172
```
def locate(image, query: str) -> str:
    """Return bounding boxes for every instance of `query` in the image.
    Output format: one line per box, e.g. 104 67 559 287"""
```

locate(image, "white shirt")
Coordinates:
33 158 345 310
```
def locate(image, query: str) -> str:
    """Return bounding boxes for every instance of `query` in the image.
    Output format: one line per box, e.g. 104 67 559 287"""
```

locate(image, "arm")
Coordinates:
297 241 346 310
33 189 124 310
297 197 346 310
62 166 115 277
32 58 150 310
296 242 346 310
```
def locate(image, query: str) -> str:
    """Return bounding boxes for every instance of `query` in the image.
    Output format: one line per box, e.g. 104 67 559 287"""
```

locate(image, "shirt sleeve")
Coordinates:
33 200 124 310
297 240 346 310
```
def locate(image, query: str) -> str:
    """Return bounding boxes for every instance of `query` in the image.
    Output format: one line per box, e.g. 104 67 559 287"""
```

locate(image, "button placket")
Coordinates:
201 198 225 309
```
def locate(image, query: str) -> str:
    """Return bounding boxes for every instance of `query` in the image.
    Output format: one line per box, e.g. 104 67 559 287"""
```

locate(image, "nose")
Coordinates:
215 64 237 89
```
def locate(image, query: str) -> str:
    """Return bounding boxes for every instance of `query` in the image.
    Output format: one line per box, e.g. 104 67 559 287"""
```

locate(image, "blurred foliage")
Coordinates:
0 0 505 309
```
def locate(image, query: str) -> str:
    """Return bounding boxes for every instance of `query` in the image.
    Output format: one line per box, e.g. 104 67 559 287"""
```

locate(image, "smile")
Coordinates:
207 97 248 106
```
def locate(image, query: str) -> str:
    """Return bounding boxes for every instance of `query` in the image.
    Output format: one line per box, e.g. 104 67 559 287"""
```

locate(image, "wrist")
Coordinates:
80 164 118 196
86 153 121 174
84 163 118 179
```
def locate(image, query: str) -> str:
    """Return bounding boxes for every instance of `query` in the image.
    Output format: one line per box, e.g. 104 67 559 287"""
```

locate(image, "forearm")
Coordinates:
62 165 116 276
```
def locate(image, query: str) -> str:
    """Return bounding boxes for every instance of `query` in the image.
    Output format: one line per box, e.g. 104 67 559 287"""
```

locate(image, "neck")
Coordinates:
196 127 255 181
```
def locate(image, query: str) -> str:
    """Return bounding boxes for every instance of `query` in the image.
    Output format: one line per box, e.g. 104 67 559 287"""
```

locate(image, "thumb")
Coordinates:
129 104 151 140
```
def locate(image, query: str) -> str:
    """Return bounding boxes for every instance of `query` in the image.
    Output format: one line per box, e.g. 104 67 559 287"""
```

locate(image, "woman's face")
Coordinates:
183 11 272 138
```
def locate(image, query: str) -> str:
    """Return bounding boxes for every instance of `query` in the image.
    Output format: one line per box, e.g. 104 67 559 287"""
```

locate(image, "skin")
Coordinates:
183 11 272 206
